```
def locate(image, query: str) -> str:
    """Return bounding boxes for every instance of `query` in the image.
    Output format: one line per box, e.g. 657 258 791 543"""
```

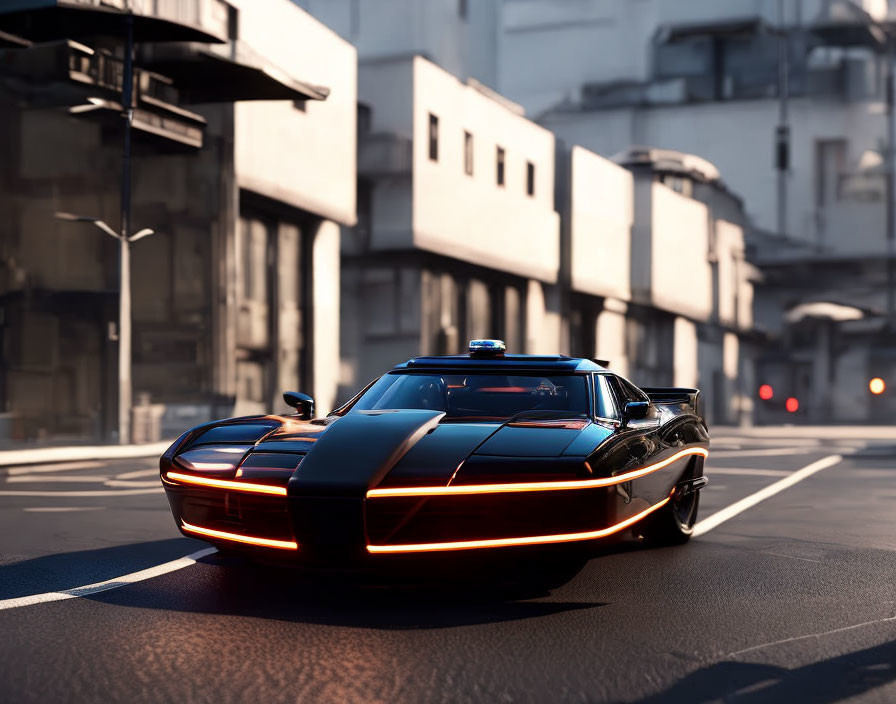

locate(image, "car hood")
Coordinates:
171 410 613 497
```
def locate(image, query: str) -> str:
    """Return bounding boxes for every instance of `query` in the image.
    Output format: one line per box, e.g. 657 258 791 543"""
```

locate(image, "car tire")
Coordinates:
639 482 700 546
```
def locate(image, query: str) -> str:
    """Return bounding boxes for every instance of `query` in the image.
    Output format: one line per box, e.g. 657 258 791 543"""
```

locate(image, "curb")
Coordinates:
0 440 172 471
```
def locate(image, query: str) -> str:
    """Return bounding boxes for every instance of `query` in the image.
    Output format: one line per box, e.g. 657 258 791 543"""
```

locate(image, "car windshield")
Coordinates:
350 372 590 421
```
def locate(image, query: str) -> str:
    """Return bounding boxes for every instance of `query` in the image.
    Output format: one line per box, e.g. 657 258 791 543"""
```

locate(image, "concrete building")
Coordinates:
296 0 763 423
559 146 757 424
306 0 896 422
0 0 355 443
340 54 560 394
521 0 896 422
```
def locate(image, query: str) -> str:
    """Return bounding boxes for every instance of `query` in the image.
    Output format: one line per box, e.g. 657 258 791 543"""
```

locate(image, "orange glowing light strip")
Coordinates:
366 447 708 498
367 496 670 553
181 520 298 550
165 471 287 496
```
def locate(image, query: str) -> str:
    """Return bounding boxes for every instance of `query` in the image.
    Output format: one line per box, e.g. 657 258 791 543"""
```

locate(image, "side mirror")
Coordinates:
283 391 314 420
622 401 650 426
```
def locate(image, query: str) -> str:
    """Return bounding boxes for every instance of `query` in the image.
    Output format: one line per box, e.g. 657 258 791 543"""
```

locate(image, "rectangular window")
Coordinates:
464 130 473 175
526 161 535 196
496 146 505 186
428 112 439 162
458 0 467 19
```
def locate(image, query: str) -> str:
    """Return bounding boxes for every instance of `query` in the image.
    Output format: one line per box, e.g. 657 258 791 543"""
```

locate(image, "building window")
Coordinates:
428 112 439 161
496 146 505 186
458 0 467 19
526 161 535 196
464 130 473 175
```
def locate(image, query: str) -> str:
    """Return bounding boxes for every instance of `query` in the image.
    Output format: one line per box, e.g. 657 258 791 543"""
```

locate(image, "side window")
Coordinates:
594 374 617 419
618 377 648 403
606 375 644 409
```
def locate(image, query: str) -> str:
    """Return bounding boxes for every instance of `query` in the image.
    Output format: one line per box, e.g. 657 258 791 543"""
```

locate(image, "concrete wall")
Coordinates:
542 98 886 254
311 220 341 413
412 57 559 282
649 183 713 321
297 0 499 89
569 146 632 301
234 0 357 227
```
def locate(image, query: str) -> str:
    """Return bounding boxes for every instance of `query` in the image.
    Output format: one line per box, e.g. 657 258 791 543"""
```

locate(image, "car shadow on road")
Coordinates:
0 537 206 601
84 546 614 630
636 638 896 703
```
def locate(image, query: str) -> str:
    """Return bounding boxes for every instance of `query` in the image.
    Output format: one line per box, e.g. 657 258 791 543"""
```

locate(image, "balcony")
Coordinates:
0 40 206 148
358 133 412 177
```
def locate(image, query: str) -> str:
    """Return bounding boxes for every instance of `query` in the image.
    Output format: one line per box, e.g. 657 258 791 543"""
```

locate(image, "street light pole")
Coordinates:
886 36 896 329
118 9 135 444
55 213 153 444
776 0 790 237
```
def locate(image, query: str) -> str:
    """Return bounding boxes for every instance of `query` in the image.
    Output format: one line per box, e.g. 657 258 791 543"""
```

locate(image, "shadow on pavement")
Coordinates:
638 638 896 704
85 549 610 629
0 538 206 600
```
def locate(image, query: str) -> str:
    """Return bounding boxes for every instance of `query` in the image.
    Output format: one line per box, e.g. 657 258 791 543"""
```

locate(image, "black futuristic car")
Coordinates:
161 340 709 587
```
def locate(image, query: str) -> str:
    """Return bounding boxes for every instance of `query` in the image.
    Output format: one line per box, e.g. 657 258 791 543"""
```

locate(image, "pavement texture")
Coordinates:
0 428 894 703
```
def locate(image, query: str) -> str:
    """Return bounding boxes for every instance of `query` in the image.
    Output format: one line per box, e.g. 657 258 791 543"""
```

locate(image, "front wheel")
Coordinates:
639 485 700 546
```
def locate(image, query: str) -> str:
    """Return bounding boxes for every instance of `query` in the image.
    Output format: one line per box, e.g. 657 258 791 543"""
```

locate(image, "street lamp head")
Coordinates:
54 211 88 222
54 212 121 240
128 228 155 243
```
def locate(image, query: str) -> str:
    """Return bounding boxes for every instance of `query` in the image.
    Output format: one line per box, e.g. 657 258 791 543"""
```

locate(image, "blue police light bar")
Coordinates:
469 339 506 356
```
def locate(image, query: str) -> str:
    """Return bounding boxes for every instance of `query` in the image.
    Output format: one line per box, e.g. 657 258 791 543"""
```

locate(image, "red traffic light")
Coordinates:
758 384 774 400
785 397 799 413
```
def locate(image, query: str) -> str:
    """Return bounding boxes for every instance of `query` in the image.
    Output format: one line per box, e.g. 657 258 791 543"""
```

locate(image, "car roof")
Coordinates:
391 354 605 373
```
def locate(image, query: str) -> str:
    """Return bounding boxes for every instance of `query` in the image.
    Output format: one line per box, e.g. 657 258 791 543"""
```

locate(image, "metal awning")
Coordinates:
0 1 226 44
657 17 769 44
142 43 329 103
810 0 888 48
0 28 30 47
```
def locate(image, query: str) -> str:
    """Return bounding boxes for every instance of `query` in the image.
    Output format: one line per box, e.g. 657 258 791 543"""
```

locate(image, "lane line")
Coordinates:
5 461 103 476
114 469 159 480
0 547 217 611
0 488 163 497
728 614 896 657
693 454 842 537
6 475 110 484
103 479 162 488
706 467 790 477
711 437 822 447
709 447 829 458
23 507 105 513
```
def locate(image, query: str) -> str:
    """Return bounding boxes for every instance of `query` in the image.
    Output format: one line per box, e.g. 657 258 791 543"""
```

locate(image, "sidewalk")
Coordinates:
712 425 896 440
0 440 173 469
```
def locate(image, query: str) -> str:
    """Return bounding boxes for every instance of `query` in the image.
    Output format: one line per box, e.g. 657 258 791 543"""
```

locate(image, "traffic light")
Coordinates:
785 397 799 413
869 377 886 395
758 384 774 401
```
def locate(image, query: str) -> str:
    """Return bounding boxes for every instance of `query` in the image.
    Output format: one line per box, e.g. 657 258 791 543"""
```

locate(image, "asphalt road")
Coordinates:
0 428 894 703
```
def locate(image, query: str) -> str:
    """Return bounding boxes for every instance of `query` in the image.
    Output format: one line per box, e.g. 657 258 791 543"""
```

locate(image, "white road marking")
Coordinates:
23 507 105 513
0 547 217 611
0 441 171 468
710 447 831 458
102 479 161 488
4 461 103 476
0 488 163 497
114 469 159 480
711 437 822 447
693 454 842 537
6 475 110 484
706 467 790 477
728 613 896 657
